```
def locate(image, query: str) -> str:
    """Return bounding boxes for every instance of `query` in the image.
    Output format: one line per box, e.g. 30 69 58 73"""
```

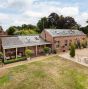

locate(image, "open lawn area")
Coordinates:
0 55 88 89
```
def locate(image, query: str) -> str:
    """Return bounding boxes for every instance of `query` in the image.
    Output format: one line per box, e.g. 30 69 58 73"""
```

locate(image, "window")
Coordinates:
82 38 85 40
56 41 60 48
64 40 68 46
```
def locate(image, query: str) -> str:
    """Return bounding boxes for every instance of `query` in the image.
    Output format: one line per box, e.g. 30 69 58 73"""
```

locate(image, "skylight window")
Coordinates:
26 37 30 42
35 37 39 40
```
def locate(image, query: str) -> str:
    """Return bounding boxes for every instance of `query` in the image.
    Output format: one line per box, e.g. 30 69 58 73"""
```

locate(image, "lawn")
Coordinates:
0 55 88 89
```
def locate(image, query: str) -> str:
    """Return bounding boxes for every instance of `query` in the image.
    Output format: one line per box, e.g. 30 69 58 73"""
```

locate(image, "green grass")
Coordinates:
0 56 88 89
0 75 9 85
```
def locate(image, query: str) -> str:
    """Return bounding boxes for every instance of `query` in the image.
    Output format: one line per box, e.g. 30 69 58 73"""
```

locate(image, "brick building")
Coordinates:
41 29 86 52
1 35 51 60
0 29 87 60
0 26 7 52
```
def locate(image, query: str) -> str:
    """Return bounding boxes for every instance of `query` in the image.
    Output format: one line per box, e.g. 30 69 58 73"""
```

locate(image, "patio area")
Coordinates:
59 48 88 67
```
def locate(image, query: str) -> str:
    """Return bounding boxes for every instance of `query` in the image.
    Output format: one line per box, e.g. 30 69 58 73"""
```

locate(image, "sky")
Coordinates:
0 0 88 30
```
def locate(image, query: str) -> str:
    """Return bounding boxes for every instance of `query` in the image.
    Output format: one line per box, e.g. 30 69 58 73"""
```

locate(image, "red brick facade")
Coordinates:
1 29 87 60
41 30 87 52
0 26 7 52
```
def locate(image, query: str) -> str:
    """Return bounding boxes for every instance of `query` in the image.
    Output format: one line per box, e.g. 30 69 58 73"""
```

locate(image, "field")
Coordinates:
0 55 88 89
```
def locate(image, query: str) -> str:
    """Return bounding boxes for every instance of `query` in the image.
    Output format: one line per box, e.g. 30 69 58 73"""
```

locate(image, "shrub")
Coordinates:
74 42 78 49
25 49 33 58
0 52 3 58
43 47 50 54
70 44 75 57
0 52 4 63
82 40 87 48
4 57 27 64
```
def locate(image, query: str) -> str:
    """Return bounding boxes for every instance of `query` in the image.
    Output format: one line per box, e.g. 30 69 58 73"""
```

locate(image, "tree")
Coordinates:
48 13 59 28
25 49 33 59
86 20 88 23
79 20 88 35
7 24 38 35
14 29 38 35
58 15 65 29
63 16 77 29
6 26 16 35
80 26 88 36
70 44 75 57
0 52 4 65
37 12 79 32
37 17 48 32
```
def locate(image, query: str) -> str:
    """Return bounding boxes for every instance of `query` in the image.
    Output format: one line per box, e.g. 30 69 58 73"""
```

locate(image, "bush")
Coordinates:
0 52 3 57
4 57 27 64
82 40 87 48
43 47 50 54
70 44 75 57
74 42 78 49
25 49 33 58
0 52 4 63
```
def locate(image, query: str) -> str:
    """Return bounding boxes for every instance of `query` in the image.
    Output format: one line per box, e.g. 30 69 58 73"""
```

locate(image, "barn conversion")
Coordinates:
0 26 7 52
0 29 87 61
1 35 51 60
41 29 86 52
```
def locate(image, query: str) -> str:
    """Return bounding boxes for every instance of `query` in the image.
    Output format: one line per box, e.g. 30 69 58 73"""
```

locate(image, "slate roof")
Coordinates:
2 35 51 49
45 29 85 37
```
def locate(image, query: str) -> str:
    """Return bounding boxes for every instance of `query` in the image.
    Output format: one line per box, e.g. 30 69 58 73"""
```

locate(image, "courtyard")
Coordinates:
59 48 88 67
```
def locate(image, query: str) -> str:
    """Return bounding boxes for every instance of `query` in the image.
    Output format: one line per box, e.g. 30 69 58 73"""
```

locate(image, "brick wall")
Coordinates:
53 35 86 52
41 30 87 52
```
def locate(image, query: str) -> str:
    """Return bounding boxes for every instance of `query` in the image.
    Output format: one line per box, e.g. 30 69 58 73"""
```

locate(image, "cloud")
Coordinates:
23 11 43 18
61 7 79 17
76 12 88 26
0 13 9 20
0 0 88 30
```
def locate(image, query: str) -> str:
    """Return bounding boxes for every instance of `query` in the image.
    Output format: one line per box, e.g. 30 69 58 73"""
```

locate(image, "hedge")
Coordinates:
4 57 27 64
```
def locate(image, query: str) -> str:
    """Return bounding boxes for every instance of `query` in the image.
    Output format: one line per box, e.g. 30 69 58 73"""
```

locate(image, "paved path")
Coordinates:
0 54 56 71
59 49 88 67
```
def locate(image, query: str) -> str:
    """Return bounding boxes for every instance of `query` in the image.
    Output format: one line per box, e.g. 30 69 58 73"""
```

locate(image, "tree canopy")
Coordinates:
79 21 88 35
6 24 38 35
6 12 83 35
37 12 78 32
6 26 16 35
37 17 48 32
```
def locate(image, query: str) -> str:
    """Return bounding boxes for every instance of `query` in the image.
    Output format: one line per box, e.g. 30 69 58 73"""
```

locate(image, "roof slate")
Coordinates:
45 29 85 37
2 35 50 49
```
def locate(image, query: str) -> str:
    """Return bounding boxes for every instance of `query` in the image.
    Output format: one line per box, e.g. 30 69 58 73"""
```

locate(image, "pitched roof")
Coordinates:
2 35 51 49
45 29 85 37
